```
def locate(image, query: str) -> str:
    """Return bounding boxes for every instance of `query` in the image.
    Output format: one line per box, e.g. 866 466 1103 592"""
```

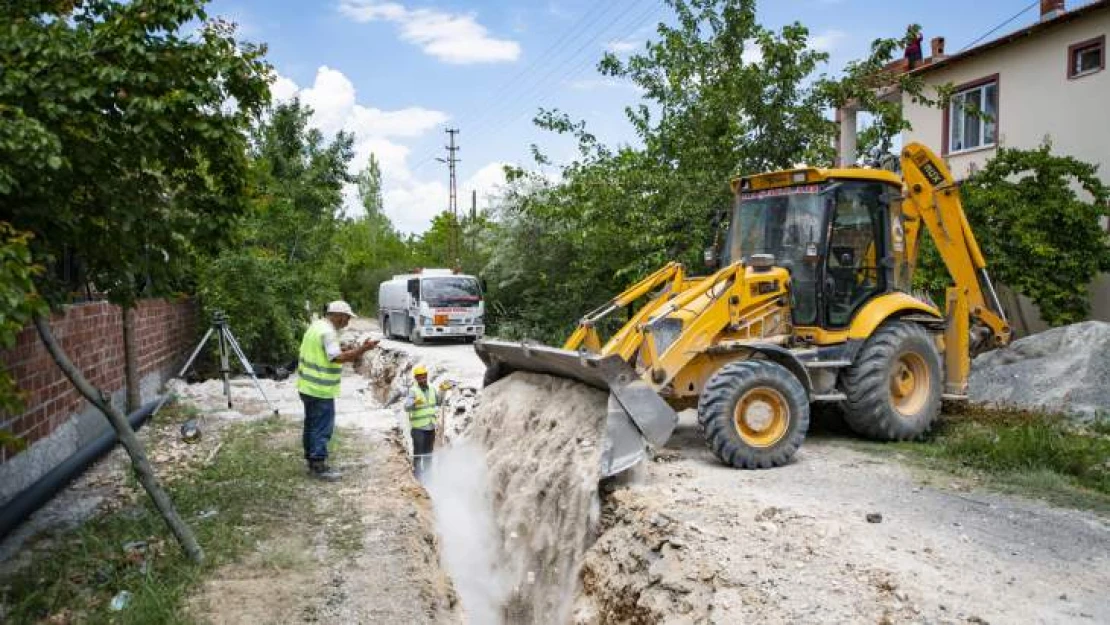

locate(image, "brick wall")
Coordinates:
0 298 197 464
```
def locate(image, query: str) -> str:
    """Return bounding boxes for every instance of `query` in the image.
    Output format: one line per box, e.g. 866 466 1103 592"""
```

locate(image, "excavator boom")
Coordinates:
899 142 1012 394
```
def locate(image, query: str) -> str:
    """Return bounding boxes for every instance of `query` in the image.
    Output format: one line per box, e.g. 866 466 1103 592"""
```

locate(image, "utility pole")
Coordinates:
466 189 476 264
436 128 460 268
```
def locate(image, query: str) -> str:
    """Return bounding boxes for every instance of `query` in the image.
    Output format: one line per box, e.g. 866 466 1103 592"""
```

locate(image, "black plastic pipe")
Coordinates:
0 399 161 542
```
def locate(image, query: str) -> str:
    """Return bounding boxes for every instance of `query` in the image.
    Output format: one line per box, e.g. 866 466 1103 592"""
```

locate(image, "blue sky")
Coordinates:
202 0 1062 233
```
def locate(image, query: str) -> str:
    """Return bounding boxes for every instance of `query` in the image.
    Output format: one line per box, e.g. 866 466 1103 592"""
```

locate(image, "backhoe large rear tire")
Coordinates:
698 360 809 469
841 321 942 441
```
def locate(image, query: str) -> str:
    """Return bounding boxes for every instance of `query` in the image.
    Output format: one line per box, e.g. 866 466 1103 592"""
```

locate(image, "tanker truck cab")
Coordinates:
378 269 485 345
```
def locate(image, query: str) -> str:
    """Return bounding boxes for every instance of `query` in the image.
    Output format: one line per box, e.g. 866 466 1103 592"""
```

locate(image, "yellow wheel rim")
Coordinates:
733 388 790 448
890 351 930 416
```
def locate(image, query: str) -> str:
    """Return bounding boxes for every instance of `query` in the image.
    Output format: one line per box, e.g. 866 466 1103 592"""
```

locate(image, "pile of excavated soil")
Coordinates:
970 320 1110 421
467 372 608 624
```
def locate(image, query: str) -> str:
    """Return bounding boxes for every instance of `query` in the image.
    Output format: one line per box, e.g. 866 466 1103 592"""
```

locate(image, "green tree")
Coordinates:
484 0 856 339
197 100 354 364
0 0 272 561
357 153 385 222
915 145 1110 327
334 154 413 311
0 224 47 455
480 0 963 340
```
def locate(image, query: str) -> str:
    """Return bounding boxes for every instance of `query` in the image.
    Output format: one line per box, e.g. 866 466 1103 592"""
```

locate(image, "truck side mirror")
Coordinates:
480 278 488 294
407 279 420 299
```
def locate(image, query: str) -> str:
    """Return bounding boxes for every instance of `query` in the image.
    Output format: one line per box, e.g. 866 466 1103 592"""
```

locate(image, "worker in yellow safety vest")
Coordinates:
404 364 438 479
297 300 378 481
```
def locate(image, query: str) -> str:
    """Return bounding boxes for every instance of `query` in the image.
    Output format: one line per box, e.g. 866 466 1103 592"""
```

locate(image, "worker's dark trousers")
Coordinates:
411 427 436 479
300 394 335 463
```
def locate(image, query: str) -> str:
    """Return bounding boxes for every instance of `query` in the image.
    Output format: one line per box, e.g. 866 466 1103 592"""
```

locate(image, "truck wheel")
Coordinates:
408 320 425 345
841 321 941 441
698 360 809 469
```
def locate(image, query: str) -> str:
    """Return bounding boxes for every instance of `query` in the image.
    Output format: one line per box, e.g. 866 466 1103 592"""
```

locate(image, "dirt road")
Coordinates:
176 361 458 624
0 329 459 624
578 418 1110 623
371 327 1110 624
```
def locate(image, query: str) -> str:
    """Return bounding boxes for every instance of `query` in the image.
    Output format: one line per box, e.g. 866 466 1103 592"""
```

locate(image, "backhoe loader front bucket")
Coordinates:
474 339 679 477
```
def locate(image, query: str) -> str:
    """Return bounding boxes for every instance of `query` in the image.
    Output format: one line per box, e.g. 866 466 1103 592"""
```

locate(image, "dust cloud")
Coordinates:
426 372 609 624
424 441 510 625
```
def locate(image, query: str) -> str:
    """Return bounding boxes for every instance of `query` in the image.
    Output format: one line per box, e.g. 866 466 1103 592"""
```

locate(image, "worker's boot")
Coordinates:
308 460 342 482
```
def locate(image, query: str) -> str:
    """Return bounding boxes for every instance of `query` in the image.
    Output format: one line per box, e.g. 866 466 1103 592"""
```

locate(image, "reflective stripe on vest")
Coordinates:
296 319 342 399
410 384 438 429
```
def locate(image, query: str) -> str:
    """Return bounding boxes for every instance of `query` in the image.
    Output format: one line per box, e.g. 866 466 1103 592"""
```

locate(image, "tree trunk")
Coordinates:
33 313 204 563
123 303 141 413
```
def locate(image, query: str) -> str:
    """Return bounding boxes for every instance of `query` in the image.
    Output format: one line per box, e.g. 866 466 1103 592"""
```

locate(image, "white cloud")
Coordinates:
384 179 448 233
737 29 843 67
384 162 509 233
810 29 847 53
271 74 299 103
742 40 763 65
566 77 642 92
269 67 508 234
466 162 509 204
338 1 521 64
547 2 572 19
606 38 641 54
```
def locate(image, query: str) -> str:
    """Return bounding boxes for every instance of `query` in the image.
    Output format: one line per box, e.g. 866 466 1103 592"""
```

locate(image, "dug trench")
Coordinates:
361 335 1110 625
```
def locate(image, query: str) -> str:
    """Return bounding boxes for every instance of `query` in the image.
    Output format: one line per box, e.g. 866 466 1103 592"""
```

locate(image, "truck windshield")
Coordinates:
728 185 826 325
422 278 482 307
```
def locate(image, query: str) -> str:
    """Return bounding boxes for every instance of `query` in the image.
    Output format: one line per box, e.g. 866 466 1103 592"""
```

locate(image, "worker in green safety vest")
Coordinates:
297 300 378 481
404 364 438 479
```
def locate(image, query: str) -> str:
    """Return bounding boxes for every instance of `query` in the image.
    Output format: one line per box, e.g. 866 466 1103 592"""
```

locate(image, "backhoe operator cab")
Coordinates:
475 143 1011 476
723 170 912 334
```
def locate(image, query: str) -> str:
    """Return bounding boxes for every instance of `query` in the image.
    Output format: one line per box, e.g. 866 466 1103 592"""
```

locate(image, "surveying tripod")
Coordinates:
152 310 279 417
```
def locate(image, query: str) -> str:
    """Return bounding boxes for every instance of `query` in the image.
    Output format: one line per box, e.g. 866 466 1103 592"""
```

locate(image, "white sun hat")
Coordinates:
326 300 358 318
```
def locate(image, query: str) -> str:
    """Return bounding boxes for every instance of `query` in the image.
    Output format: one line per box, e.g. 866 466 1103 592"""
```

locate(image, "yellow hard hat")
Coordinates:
413 364 428 376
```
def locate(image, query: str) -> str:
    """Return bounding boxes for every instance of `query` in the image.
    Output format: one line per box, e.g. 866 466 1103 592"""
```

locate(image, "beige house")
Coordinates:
856 0 1109 334
901 0 1108 182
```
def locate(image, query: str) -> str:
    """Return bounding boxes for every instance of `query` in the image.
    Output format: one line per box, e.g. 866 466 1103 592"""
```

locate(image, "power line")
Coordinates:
958 1 1039 52
412 0 648 176
457 0 662 156
409 1 628 175
451 0 641 143
435 128 461 265
477 1 665 144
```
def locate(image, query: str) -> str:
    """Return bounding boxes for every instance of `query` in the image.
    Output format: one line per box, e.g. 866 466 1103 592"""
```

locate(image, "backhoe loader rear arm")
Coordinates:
899 143 1012 394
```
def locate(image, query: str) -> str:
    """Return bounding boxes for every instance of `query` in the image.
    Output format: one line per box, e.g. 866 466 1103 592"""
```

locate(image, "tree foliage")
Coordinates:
0 0 272 306
195 100 353 364
914 145 1110 327
483 0 904 340
0 224 46 421
334 154 413 312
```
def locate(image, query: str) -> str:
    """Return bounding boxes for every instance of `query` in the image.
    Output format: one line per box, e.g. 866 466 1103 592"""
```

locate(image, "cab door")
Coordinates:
822 182 889 328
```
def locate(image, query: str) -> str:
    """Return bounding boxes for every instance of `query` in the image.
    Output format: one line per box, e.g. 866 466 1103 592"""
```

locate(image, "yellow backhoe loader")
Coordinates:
475 142 1012 476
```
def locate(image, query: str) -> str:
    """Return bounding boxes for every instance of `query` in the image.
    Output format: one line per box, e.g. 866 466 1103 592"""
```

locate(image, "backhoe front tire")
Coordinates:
841 321 942 441
698 360 809 469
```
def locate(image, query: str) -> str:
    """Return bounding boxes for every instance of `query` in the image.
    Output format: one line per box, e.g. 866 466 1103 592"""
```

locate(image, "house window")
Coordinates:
1068 36 1105 79
947 78 998 154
